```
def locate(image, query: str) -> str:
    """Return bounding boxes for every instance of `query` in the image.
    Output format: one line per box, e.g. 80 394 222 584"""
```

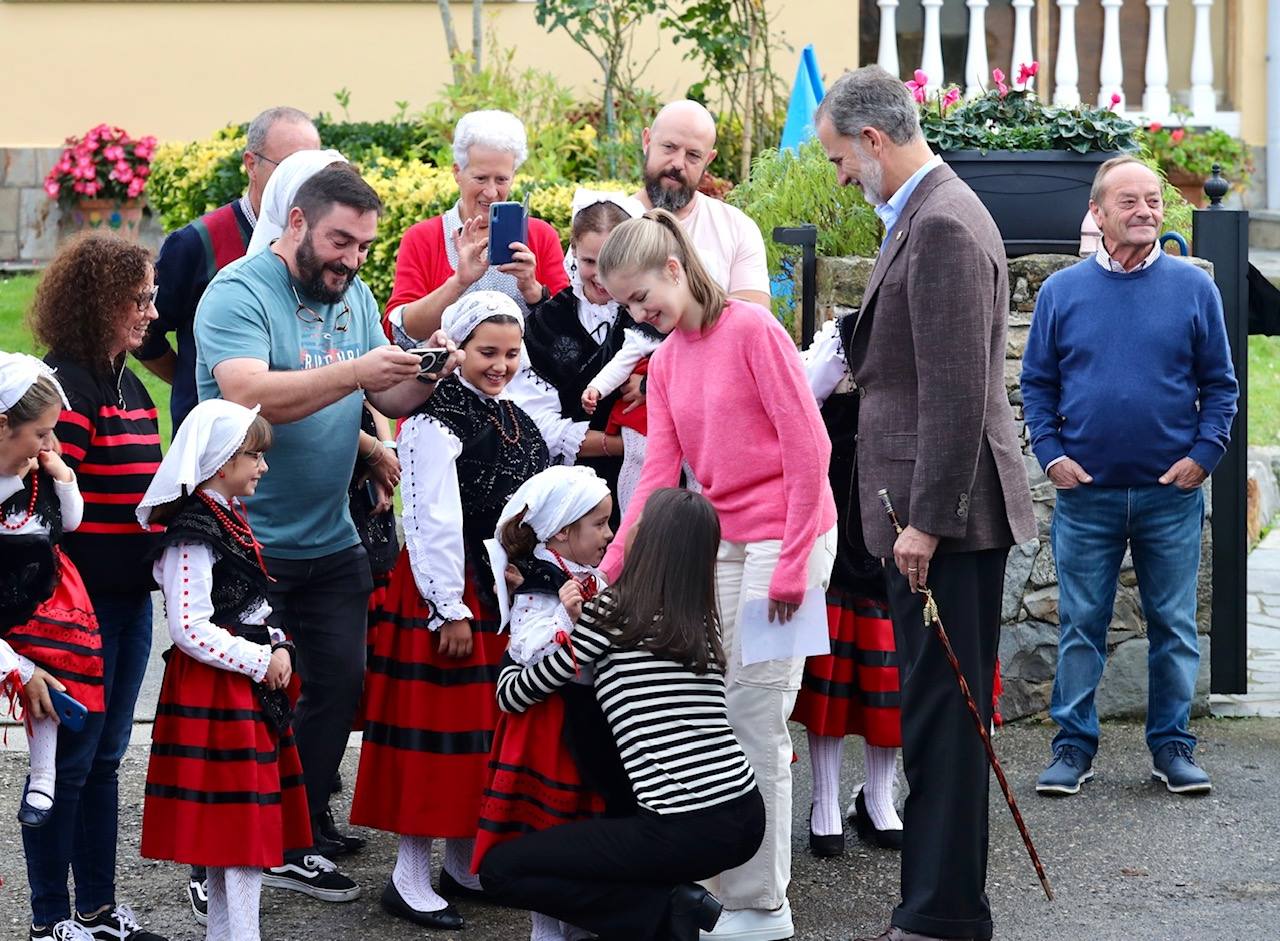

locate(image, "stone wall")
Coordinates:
814 252 1215 722
0 147 162 268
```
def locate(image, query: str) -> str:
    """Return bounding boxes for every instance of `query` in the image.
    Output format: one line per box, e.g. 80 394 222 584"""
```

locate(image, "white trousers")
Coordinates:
712 525 837 910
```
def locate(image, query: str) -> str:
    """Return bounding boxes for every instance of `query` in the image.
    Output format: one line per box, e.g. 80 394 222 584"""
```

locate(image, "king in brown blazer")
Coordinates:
817 67 1035 941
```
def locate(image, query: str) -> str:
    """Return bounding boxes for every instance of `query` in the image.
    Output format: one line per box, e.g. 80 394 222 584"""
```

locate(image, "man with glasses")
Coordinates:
195 166 457 906
137 106 320 430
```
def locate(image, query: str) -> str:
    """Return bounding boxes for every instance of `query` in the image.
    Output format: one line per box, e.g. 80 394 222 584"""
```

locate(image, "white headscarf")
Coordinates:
246 148 349 255
136 400 261 529
484 465 612 628
441 290 525 346
563 189 645 337
0 352 69 413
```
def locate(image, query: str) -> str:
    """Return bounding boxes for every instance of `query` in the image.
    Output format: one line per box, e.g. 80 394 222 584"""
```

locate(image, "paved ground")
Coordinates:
0 717 1277 941
1213 526 1280 718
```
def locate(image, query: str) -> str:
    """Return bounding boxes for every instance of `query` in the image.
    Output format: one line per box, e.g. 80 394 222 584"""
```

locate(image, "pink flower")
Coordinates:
44 181 60 199
1109 92 1122 110
941 86 961 113
992 68 1009 97
1016 62 1039 86
134 136 157 160
72 181 87 195
127 178 146 199
1148 122 1163 133
135 164 150 178
1170 128 1186 143
112 163 134 184
55 157 72 174
103 144 125 161
82 180 101 196
905 69 929 103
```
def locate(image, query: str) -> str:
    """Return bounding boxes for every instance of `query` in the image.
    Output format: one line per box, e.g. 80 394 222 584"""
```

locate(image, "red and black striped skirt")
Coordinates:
353 569 394 732
471 691 606 873
5 548 104 712
791 590 902 747
350 548 508 838
140 648 312 868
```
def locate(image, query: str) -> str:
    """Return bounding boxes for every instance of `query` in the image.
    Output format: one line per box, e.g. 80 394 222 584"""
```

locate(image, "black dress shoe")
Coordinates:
330 770 343 795
849 789 903 850
380 879 463 930
668 883 722 940
17 779 53 829
314 808 366 856
808 807 845 858
438 868 494 903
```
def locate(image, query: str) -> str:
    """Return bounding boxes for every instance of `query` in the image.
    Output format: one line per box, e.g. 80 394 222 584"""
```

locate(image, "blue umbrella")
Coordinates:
780 45 825 153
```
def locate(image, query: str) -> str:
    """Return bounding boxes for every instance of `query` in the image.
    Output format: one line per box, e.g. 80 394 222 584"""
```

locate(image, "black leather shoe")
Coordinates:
808 808 845 858
330 770 343 795
17 779 53 829
314 808 366 856
380 879 463 930
850 789 903 850
668 883 722 940
438 868 494 904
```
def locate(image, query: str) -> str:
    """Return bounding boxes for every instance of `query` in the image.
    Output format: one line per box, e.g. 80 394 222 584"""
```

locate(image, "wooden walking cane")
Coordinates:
878 489 1055 902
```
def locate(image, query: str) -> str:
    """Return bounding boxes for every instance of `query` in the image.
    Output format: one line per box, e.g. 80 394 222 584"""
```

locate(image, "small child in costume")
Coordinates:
0 352 103 834
136 400 310 941
473 465 615 941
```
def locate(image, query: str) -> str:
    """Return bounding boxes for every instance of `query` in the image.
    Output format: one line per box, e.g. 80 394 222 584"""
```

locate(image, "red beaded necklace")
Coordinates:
196 489 271 578
2 471 38 530
486 401 521 446
548 546 599 601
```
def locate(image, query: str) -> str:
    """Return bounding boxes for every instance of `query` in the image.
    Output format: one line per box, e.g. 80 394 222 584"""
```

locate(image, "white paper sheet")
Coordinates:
738 585 831 666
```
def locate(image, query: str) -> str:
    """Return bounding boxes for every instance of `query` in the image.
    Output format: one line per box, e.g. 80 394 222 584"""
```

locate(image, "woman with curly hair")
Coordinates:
23 231 169 941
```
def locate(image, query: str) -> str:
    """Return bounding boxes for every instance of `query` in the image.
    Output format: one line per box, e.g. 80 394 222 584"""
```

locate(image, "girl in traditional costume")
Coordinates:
137 400 310 941
352 291 550 930
0 353 103 839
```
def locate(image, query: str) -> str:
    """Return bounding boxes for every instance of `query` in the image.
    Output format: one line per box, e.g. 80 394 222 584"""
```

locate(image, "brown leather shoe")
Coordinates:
854 928 974 941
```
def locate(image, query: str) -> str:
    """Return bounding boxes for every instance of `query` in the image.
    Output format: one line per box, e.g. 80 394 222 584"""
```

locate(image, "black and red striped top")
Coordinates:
44 354 162 594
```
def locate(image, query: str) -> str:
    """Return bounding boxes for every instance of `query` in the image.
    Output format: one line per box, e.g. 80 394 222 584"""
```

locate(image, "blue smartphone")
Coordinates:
488 200 528 267
48 687 87 733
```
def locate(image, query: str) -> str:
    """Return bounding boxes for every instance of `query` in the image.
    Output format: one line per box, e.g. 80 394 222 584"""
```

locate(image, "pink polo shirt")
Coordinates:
601 299 836 603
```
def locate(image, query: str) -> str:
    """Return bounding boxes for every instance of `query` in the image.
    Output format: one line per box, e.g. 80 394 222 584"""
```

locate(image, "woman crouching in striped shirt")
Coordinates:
480 487 764 941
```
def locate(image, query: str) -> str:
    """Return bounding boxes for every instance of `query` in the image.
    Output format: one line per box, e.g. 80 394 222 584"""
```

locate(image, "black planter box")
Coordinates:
940 149 1119 256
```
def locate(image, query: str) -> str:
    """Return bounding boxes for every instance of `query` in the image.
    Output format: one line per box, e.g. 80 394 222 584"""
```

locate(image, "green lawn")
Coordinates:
0 273 173 443
1248 336 1280 447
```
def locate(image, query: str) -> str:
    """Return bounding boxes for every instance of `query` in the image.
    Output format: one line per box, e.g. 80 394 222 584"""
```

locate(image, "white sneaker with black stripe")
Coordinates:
187 873 207 925
262 854 361 902
29 921 95 941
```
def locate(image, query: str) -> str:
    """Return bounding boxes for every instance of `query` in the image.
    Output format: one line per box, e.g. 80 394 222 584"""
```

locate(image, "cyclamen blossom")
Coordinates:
941 87 961 113
992 68 1009 97
1016 62 1039 87
905 69 929 103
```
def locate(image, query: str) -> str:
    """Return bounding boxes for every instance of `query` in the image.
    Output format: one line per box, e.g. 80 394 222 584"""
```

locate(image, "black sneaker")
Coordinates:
1035 744 1094 796
187 868 207 926
74 905 168 940
315 808 367 856
1152 741 1212 794
262 853 361 902
29 922 95 941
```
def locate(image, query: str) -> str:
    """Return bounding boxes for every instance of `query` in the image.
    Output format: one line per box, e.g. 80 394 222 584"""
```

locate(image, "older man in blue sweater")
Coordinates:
1022 156 1238 798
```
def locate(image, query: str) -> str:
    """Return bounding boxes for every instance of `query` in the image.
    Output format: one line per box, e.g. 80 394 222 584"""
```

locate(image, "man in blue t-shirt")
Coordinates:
1021 156 1238 800
197 165 455 899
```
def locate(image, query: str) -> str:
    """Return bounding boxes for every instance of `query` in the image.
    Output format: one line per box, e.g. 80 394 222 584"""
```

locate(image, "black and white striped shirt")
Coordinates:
496 595 756 815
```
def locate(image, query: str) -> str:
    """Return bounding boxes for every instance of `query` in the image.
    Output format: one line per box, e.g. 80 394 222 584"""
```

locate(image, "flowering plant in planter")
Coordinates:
43 124 158 206
1141 118 1253 191
911 63 1139 154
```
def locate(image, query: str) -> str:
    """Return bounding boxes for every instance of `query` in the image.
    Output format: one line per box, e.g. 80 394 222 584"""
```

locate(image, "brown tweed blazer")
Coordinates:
844 163 1036 559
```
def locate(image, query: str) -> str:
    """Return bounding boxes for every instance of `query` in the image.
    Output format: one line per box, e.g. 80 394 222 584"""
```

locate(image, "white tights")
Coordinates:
807 732 903 835
25 714 57 811
392 836 449 913
205 866 261 941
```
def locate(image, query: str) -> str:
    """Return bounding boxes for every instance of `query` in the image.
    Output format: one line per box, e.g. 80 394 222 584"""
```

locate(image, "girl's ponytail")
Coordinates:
500 508 540 561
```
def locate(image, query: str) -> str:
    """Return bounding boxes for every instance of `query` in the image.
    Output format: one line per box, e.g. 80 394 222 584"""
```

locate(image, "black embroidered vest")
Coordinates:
0 469 63 545
512 556 568 599
155 498 272 627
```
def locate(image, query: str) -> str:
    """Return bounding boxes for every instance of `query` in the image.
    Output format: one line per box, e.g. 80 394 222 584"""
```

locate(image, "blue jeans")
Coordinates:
1049 484 1204 759
23 591 152 927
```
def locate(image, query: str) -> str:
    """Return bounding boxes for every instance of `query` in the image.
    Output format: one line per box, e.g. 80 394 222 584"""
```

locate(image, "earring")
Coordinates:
570 261 578 274
217 470 226 479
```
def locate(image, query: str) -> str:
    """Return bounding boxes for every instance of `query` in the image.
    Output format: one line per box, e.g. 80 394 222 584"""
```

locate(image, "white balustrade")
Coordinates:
1098 0 1125 108
921 0 945 92
965 0 991 97
1142 0 1171 119
877 0 901 78
1189 0 1217 120
1010 0 1035 92
1053 0 1081 106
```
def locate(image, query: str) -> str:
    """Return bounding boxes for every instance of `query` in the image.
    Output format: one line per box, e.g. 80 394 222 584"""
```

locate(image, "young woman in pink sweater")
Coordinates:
596 209 837 941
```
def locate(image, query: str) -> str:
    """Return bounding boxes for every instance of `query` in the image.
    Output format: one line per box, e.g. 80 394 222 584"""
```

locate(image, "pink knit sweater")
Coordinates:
601 299 836 604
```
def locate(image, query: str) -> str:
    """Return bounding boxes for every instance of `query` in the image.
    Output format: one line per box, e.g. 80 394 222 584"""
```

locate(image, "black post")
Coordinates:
773 224 818 346
1194 165 1249 694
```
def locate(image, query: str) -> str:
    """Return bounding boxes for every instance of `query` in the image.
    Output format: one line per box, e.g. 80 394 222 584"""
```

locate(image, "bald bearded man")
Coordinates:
637 100 771 308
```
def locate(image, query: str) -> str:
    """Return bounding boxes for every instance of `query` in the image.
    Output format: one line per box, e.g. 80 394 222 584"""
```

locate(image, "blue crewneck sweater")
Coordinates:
1020 253 1238 487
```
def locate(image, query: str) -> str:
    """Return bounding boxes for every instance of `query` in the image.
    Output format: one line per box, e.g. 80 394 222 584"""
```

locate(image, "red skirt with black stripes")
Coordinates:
5 548 104 712
791 590 902 747
471 690 606 873
140 646 312 868
350 548 508 838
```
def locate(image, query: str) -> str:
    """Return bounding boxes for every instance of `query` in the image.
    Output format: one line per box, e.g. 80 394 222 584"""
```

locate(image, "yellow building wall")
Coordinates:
0 0 861 147
1233 0 1268 145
